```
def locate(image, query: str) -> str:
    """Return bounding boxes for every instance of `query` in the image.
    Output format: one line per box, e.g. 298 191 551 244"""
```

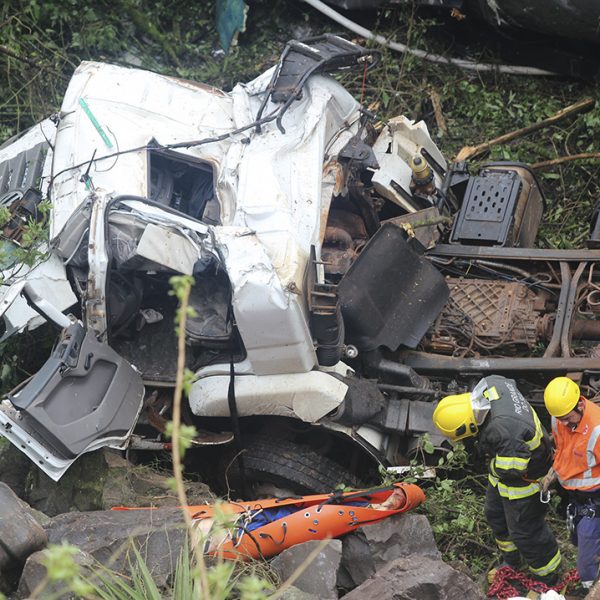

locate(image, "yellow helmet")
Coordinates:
544 377 580 417
432 393 478 441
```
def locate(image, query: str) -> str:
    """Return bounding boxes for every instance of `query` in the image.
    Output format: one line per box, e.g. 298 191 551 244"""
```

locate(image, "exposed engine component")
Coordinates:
422 278 552 356
321 208 368 280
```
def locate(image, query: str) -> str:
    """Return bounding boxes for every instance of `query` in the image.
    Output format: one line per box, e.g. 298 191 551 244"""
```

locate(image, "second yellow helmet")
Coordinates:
544 377 580 417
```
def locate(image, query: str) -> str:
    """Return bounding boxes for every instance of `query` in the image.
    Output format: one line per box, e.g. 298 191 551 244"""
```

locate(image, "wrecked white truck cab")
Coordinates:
3 36 587 492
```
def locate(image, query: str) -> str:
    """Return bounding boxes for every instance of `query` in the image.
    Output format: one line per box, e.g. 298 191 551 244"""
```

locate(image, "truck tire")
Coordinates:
222 435 362 497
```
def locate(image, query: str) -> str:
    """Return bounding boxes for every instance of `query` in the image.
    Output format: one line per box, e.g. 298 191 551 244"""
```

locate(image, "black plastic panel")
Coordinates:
338 223 449 351
451 170 520 245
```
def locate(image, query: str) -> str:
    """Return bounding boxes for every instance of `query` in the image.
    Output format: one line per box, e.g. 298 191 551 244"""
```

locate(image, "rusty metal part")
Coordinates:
144 390 233 446
561 262 588 357
430 245 600 261
572 319 600 340
322 208 368 278
325 226 353 249
400 351 600 374
586 289 600 313
424 278 551 355
544 262 571 358
327 209 368 239
321 245 358 278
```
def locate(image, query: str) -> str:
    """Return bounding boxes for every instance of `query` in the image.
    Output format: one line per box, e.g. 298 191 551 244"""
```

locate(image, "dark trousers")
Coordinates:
569 505 600 582
485 483 560 575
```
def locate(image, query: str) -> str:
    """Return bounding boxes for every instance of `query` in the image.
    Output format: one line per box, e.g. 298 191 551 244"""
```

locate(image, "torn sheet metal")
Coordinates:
49 61 236 241
0 254 77 341
372 117 446 211
135 223 200 274
0 38 454 481
211 227 317 375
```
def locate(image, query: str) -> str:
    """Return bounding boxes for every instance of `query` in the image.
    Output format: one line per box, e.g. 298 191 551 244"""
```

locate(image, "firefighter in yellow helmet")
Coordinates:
542 376 600 589
433 375 560 584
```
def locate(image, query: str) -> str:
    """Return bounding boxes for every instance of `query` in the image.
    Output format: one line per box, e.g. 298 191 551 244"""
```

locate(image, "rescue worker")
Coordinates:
433 375 561 583
542 376 600 589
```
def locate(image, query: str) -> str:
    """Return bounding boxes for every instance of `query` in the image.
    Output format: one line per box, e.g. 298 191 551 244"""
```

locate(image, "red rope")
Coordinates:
360 60 367 104
487 566 580 599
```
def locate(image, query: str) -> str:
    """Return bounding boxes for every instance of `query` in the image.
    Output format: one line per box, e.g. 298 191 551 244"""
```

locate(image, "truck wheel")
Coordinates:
221 435 362 498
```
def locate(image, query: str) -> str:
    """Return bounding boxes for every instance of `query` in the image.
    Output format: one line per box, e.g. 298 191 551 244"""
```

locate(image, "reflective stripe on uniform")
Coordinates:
529 549 561 576
489 475 540 499
484 386 500 401
495 538 517 552
561 475 600 489
494 455 529 471
526 410 544 451
586 425 600 473
492 411 541 475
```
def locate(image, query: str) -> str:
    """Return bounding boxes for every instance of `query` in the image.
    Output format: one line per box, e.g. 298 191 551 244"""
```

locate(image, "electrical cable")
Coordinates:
45 105 284 204
300 0 556 76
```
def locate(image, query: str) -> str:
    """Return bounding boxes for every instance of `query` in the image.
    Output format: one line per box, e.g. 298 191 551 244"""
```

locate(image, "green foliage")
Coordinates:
395 437 493 576
36 537 275 600
165 422 198 459
41 542 95 597
236 575 273 600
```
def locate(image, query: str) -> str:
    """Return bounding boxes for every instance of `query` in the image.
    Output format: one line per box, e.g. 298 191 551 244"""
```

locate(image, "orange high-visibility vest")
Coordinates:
552 398 600 492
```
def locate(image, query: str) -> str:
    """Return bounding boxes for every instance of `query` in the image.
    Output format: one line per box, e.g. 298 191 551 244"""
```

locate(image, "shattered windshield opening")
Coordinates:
148 148 219 225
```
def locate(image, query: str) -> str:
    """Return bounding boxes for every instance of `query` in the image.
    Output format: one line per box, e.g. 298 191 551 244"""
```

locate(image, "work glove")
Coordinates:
541 467 558 493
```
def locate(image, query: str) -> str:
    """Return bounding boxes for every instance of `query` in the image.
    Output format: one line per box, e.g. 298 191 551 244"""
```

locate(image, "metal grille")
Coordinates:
451 170 521 245
0 141 48 195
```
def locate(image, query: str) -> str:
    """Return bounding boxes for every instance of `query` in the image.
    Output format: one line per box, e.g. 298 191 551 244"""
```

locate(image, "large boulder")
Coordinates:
343 554 484 600
17 548 96 600
43 507 188 589
0 483 48 570
271 540 343 600
338 513 440 590
0 483 48 597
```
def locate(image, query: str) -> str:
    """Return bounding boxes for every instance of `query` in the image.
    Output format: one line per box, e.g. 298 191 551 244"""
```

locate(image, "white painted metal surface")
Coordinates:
0 56 448 479
189 370 348 422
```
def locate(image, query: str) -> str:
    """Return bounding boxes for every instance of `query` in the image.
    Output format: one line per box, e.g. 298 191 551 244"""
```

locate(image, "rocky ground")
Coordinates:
0 445 485 599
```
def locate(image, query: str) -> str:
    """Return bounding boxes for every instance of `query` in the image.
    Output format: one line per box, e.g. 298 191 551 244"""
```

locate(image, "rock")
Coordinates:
44 507 188 589
278 585 321 600
25 449 213 517
365 513 441 566
337 530 375 590
271 540 342 600
0 438 31 497
17 548 95 600
0 483 48 570
339 513 440 590
25 451 110 516
343 555 484 600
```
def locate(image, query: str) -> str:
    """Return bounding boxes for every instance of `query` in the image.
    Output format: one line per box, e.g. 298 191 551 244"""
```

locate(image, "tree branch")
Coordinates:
455 98 595 162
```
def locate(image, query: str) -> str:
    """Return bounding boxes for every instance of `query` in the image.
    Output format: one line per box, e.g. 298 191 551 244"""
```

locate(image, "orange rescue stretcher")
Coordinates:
113 482 425 560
